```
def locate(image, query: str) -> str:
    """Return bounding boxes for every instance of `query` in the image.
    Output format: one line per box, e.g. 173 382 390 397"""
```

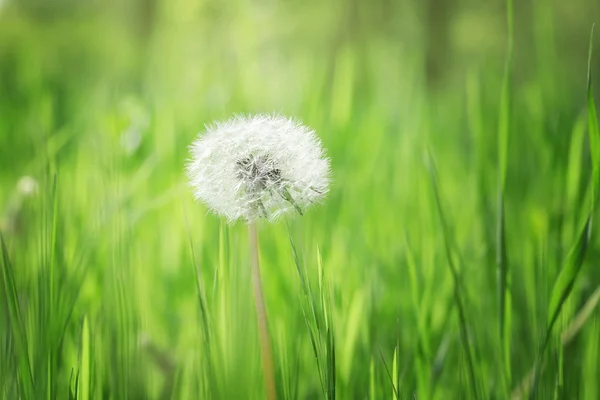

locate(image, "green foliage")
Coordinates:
289 236 336 399
2 1 600 399
427 151 480 398
527 25 600 398
497 0 514 393
1 233 34 398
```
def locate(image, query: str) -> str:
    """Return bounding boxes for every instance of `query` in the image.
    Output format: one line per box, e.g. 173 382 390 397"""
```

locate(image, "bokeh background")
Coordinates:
2 0 600 399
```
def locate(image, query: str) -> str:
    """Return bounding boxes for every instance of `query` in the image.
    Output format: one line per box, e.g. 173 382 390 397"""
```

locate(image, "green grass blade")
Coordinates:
326 324 336 400
426 150 479 399
497 0 514 390
497 197 511 385
560 285 600 344
581 315 600 399
49 173 58 309
69 367 79 400
0 232 35 399
182 201 211 344
378 349 399 400
565 117 586 213
587 24 600 208
288 233 325 393
369 358 376 400
288 230 336 399
391 346 397 400
531 25 599 397
546 217 592 338
498 0 513 192
77 316 90 400
288 233 308 295
546 23 598 342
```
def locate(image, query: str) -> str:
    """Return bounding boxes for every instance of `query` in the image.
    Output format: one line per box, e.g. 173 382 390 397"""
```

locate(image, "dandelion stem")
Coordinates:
249 222 277 400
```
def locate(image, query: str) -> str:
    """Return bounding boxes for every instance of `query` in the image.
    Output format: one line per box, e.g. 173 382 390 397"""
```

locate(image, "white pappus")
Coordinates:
186 114 331 222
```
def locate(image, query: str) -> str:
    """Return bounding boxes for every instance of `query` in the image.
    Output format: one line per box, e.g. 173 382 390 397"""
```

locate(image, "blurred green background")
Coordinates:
2 0 600 399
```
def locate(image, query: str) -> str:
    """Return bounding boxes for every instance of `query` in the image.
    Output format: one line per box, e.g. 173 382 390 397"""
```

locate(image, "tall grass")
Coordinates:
2 0 600 399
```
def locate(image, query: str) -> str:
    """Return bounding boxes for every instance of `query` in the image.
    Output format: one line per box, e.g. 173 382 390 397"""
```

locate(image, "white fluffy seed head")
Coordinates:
186 114 331 223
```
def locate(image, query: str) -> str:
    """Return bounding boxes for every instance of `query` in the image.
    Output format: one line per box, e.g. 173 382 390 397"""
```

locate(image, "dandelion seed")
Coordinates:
186 114 330 222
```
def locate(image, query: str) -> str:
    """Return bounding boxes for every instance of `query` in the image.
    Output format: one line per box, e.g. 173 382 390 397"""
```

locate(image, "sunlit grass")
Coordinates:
2 1 600 399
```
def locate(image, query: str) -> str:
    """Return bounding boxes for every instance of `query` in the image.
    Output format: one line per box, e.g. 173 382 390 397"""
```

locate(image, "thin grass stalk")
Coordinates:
511 285 600 399
378 348 399 400
426 151 479 399
529 25 598 398
497 0 514 391
249 222 277 400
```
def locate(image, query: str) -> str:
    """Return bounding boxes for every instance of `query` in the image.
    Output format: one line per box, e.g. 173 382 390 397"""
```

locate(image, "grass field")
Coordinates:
2 0 600 398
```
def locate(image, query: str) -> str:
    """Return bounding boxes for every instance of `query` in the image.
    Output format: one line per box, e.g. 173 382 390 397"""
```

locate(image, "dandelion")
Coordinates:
186 114 330 222
186 114 331 399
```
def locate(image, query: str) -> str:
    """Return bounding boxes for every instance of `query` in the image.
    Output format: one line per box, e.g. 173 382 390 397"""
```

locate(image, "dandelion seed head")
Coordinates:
186 114 331 222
